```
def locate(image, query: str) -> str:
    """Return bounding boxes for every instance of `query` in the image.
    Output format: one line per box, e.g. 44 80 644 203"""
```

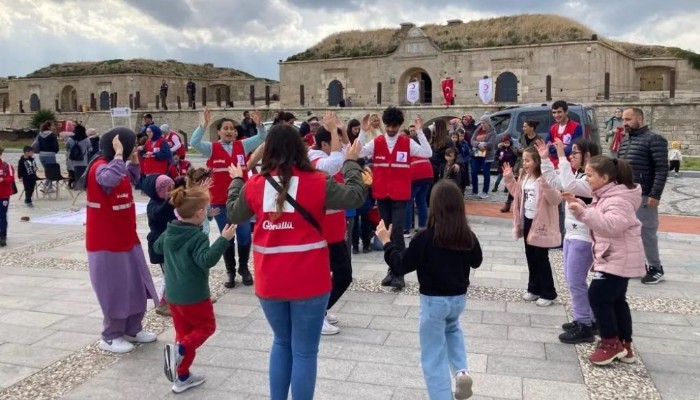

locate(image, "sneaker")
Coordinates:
535 298 554 307
163 343 183 382
362 245 372 254
172 373 205 393
558 322 595 344
124 330 157 343
391 275 405 290
403 230 412 238
155 304 171 317
454 371 473 400
239 268 254 286
322 318 340 335
26 203 34 208
491 186 498 193
589 338 627 365
619 340 635 363
522 292 539 301
326 313 339 325
99 337 134 354
352 247 360 255
641 266 664 284
381 272 394 286
478 192 489 199
562 321 599 335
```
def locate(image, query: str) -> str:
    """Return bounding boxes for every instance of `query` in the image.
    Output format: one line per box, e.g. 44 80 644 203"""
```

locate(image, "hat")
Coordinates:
480 114 490 123
160 124 170 133
155 175 174 200
501 135 512 143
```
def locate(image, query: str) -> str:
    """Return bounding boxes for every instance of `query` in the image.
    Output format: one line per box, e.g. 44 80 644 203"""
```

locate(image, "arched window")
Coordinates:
327 80 343 106
495 72 518 103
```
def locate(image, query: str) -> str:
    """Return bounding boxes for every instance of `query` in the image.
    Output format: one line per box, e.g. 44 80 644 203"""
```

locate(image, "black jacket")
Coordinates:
617 126 668 199
142 174 177 265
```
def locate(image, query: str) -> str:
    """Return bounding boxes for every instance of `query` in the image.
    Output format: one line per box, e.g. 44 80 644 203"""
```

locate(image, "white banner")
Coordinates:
110 107 132 117
406 81 420 104
478 78 494 105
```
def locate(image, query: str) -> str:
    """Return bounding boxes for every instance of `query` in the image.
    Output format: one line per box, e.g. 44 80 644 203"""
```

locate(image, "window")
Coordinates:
490 113 511 134
515 111 550 135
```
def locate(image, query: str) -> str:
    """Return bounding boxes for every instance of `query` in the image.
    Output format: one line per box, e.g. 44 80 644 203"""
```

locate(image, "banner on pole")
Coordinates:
406 81 420 104
441 78 454 106
478 77 494 104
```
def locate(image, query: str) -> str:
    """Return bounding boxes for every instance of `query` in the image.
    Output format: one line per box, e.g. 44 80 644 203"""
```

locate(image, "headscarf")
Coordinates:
148 125 163 141
73 124 88 141
100 127 136 162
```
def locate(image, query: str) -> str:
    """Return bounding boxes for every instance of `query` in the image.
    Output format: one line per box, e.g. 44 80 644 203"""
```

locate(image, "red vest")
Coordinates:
311 157 346 244
206 141 248 206
166 131 187 159
142 137 169 175
0 161 14 199
85 158 139 252
244 169 331 299
410 156 433 181
168 160 191 179
372 135 411 200
549 120 580 168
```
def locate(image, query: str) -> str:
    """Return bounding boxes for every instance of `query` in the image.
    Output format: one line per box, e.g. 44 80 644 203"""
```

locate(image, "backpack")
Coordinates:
68 141 85 161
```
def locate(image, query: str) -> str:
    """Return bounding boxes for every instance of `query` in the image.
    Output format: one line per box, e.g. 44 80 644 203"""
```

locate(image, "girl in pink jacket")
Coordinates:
503 147 561 307
565 156 645 366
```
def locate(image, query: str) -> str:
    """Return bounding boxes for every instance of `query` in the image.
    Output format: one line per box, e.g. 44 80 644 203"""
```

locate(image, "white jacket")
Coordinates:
541 157 593 242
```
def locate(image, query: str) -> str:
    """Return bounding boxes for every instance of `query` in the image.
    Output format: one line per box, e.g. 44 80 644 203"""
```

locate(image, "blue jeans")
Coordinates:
405 180 430 230
471 158 492 194
259 293 330 400
0 198 8 238
420 294 468 400
212 205 251 247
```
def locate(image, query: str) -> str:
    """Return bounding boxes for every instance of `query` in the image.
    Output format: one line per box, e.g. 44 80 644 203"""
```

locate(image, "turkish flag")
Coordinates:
441 78 454 106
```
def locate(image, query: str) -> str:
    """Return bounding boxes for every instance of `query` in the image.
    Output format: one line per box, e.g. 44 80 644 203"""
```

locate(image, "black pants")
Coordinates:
22 177 37 204
669 160 680 173
523 218 557 300
377 199 407 251
352 213 375 249
588 272 632 341
327 241 353 310
0 198 8 239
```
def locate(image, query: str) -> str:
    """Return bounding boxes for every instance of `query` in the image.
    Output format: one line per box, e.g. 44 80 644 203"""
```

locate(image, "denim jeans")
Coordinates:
420 294 468 400
471 157 492 194
0 198 8 239
259 293 330 400
405 180 430 230
212 204 252 247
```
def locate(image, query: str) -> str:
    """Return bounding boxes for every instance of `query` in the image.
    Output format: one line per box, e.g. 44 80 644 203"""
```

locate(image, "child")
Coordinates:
564 156 645 365
376 180 482 400
140 125 172 176
668 141 682 177
539 138 601 343
503 147 561 307
143 174 177 317
492 136 517 192
0 144 13 247
451 130 471 188
17 146 38 208
441 148 464 192
168 153 193 180
155 186 235 393
185 168 219 237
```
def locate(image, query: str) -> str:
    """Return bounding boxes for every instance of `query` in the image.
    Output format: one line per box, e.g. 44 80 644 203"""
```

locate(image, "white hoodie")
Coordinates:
541 156 593 242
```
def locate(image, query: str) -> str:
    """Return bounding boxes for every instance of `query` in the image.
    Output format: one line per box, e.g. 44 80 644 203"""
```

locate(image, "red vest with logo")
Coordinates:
166 131 187 159
311 157 346 244
244 168 330 299
206 141 248 206
549 120 580 168
142 137 169 175
85 158 139 252
372 135 411 200
168 160 191 179
410 156 433 181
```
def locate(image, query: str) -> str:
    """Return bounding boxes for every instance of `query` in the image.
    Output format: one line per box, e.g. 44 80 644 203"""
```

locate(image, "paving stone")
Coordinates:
47 315 103 334
544 343 579 363
0 343 72 369
0 324 53 345
162 389 249 400
0 295 48 310
462 322 509 339
348 361 425 389
528 314 568 329
323 326 391 346
0 274 53 286
633 337 700 357
507 326 565 344
522 378 588 400
505 302 567 316
335 342 421 367
31 300 100 316
640 352 700 374
481 311 531 326
339 301 409 317
648 371 700 400
213 315 253 332
0 362 39 389
469 372 522 399
32 330 97 351
391 387 429 399
630 311 691 326
0 283 66 299
214 292 261 306
220 368 270 397
329 312 374 328
469 337 546 359
392 294 420 306
50 289 98 303
207 330 272 352
212 304 257 318
368 315 419 332
686 315 700 327
634 322 700 342
341 291 397 304
37 278 93 290
487 355 583 383
0 309 68 328
61 377 167 400
314 379 395 400
467 299 507 312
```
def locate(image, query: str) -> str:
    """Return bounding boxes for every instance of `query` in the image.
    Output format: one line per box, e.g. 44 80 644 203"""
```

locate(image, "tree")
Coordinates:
30 109 56 129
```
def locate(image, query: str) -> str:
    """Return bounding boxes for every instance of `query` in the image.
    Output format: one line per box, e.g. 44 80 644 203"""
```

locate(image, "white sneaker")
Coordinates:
164 343 183 383
536 298 554 307
326 313 339 325
321 318 340 335
522 292 539 301
124 330 157 343
172 373 205 393
99 337 134 353
454 371 473 400
478 192 489 199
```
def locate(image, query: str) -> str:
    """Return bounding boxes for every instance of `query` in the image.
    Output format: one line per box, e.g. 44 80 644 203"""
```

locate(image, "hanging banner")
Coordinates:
441 78 454 106
478 77 494 105
406 81 420 104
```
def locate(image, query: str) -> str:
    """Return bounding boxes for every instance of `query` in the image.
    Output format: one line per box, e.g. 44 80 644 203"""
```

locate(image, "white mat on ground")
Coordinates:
30 202 148 226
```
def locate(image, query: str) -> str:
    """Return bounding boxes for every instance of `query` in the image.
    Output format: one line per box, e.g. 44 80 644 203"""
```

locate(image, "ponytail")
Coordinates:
587 156 636 189
169 186 210 218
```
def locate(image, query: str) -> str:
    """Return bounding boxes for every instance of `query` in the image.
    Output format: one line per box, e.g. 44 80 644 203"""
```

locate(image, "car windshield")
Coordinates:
490 114 511 134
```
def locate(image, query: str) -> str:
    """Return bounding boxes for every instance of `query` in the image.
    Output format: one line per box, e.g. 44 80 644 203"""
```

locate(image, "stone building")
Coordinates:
279 15 700 108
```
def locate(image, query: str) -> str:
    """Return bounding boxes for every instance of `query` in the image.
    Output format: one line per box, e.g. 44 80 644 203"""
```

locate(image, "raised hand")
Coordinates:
345 138 362 161
375 219 393 245
221 223 237 240
553 138 565 158
534 139 549 159
208 207 221 218
414 115 424 130
199 177 213 191
203 107 212 128
361 114 370 131
251 109 262 126
502 162 513 176
228 164 243 179
112 135 123 156
323 110 337 132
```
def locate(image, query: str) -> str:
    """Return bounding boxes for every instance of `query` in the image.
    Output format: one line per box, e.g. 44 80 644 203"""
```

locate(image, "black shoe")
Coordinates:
641 266 664 284
558 322 595 344
391 275 405 290
562 321 598 335
492 186 498 193
362 245 372 254
0 238 6 247
381 272 394 286
352 247 360 255
224 273 236 289
239 269 254 286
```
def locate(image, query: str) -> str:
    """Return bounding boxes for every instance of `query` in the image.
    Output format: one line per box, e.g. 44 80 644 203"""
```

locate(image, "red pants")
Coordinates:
169 298 216 376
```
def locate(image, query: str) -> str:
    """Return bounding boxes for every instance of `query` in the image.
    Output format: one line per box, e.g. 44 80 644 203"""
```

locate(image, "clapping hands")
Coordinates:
375 219 393 245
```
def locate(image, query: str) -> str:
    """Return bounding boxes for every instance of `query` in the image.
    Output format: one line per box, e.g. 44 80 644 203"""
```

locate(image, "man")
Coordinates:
138 114 155 142
186 79 196 110
617 107 668 284
548 100 583 168
160 80 169 110
359 108 432 289
241 111 257 138
606 108 624 158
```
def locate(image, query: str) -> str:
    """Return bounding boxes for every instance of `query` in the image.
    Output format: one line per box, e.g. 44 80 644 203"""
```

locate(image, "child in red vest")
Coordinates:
168 153 192 180
0 144 14 247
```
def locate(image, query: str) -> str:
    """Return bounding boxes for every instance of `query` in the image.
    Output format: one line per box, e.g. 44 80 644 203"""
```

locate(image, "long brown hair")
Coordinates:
586 155 635 189
428 180 476 251
260 124 316 219
522 147 542 178
432 119 450 149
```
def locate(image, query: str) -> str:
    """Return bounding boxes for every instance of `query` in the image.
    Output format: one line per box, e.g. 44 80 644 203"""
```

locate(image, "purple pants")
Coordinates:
563 238 594 325
102 312 145 341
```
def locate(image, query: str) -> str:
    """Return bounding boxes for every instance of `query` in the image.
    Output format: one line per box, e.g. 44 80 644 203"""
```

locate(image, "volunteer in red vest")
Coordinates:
141 125 172 175
225 124 366 400
161 124 187 160
190 108 266 288
85 128 158 354
548 100 583 168
358 107 432 289
405 119 433 235
167 152 192 180
308 111 351 336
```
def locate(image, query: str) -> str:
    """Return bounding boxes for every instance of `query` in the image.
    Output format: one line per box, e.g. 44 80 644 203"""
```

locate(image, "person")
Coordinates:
451 130 470 188
157 186 236 393
441 148 464 192
539 138 601 344
225 124 367 400
303 116 321 147
605 108 623 157
376 180 482 400
359 113 384 145
85 128 158 353
430 119 459 196
668 141 682 177
460 114 477 137
190 108 266 288
185 167 219 236
35 120 59 192
346 119 361 143
0 144 14 247
168 152 192 180
140 125 172 176
617 107 668 284
87 128 100 161
492 136 517 193
160 80 169 110
358 108 432 289
406 129 433 235
66 123 91 187
501 120 543 213
18 145 38 208
548 100 583 168
470 114 497 199
138 114 156 142
352 160 377 254
564 156 645 365
161 124 186 161
186 79 196 109
241 111 258 138
503 147 561 307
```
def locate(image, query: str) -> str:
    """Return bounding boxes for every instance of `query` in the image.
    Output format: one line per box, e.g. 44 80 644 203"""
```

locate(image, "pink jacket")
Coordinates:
504 172 562 248
570 183 645 278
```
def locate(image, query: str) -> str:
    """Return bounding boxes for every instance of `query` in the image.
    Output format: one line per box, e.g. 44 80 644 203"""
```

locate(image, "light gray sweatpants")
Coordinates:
636 196 662 268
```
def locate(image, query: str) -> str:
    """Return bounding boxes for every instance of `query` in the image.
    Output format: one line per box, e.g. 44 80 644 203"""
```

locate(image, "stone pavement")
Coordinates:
0 154 699 399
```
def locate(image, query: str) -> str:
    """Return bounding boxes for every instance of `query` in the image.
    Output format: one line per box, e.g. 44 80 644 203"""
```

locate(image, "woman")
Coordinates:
66 123 92 187
347 118 361 144
359 113 384 145
85 127 158 354
226 125 366 400
35 120 59 192
470 114 497 199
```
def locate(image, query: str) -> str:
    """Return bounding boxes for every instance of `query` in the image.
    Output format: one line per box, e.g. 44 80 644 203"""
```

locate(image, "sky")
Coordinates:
1 0 699 80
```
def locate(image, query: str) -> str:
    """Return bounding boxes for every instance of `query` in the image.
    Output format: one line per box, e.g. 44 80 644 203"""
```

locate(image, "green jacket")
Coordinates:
154 221 229 305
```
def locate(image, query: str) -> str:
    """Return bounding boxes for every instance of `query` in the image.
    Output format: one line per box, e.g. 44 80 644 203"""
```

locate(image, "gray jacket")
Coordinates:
66 137 92 169
470 126 498 163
